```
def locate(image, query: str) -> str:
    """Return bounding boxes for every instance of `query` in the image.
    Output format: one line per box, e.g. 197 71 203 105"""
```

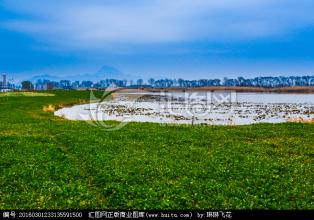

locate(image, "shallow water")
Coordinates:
55 92 314 125
165 92 314 104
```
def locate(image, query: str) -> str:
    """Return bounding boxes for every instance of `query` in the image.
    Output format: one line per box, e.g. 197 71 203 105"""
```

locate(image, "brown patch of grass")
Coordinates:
0 92 55 97
288 117 314 124
43 104 56 112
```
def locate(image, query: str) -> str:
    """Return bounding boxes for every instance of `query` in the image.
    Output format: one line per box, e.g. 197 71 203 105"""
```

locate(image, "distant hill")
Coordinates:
29 74 60 82
28 65 136 82
66 65 134 81
96 65 125 78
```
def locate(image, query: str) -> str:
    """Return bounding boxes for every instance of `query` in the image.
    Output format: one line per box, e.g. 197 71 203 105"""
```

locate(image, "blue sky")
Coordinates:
1 0 314 80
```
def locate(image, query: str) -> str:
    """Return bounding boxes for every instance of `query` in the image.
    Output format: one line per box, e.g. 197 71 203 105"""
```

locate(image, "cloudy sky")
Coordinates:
1 0 314 80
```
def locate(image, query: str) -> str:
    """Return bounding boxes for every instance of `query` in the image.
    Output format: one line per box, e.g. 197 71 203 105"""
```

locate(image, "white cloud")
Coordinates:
2 0 314 52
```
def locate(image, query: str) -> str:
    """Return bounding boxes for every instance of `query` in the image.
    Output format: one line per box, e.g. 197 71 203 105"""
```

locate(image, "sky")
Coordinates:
1 0 314 81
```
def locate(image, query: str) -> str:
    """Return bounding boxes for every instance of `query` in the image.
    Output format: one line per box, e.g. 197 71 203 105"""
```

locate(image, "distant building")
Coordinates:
0 88 12 92
2 74 7 89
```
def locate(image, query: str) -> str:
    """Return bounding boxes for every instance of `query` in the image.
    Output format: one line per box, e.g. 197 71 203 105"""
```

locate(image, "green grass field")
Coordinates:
0 90 313 209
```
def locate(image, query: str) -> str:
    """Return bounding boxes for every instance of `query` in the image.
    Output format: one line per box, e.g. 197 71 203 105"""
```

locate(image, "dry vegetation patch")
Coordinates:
43 104 56 112
288 117 314 124
0 92 55 97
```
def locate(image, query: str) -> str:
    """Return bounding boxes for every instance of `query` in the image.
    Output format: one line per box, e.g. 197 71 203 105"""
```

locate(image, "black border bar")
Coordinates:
1 210 313 220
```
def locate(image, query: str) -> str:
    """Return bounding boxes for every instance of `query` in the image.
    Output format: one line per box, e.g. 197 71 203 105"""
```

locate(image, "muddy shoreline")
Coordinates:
104 86 314 94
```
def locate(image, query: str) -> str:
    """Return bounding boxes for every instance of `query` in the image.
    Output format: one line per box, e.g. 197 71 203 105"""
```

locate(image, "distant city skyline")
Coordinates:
1 0 314 79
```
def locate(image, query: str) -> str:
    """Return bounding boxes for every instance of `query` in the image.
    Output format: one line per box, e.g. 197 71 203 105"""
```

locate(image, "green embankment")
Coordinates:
0 90 313 209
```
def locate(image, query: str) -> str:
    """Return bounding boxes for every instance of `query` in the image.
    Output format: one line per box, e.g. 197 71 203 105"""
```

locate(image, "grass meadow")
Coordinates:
0 90 313 209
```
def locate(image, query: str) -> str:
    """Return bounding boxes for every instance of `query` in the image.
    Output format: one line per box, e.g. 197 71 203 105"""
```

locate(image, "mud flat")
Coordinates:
55 92 314 125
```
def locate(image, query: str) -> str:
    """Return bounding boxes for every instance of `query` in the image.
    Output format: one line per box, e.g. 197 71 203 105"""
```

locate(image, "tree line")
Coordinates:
21 75 314 90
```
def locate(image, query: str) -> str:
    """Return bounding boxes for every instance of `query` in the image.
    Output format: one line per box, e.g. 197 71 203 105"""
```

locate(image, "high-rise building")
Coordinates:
2 74 7 88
